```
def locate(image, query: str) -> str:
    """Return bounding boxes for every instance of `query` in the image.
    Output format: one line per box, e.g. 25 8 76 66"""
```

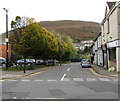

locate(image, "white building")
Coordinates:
92 1 120 72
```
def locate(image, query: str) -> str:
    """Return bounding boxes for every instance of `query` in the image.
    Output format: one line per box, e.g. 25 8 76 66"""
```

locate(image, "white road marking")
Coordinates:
0 80 5 82
61 73 66 81
34 80 44 81
7 80 18 82
73 78 84 81
21 80 31 82
25 97 67 99
2 77 117 82
61 78 70 81
13 97 17 99
112 79 118 81
99 78 110 81
87 78 98 81
47 80 57 81
67 68 70 71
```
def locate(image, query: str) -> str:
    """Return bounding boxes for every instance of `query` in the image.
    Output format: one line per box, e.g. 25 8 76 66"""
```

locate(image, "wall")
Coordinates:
0 45 11 59
118 7 120 39
116 47 120 72
108 8 118 42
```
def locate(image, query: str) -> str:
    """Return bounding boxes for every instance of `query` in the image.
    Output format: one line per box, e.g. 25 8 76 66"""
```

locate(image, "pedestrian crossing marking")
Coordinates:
7 80 18 82
47 80 57 81
73 78 84 81
21 80 31 82
34 80 44 81
112 79 118 81
61 78 70 81
87 78 98 81
99 78 110 81
1 78 118 82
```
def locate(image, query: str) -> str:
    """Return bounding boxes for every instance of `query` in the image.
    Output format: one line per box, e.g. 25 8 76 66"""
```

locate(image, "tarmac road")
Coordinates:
1 63 119 100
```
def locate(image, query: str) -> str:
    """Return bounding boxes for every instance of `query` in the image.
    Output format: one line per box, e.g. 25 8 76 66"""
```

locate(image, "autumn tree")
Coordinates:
61 34 77 60
54 34 77 61
10 16 59 61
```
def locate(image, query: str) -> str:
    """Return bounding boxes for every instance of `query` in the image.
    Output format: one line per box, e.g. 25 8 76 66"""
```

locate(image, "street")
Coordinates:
1 63 119 100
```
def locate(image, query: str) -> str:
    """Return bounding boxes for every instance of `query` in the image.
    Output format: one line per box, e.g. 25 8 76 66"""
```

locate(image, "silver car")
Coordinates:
17 59 35 65
0 57 6 67
81 59 91 68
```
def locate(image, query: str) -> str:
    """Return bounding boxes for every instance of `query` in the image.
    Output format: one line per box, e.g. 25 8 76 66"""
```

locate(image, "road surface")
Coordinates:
1 63 119 100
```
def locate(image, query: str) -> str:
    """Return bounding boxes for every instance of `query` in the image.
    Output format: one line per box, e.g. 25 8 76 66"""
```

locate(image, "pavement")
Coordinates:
0 63 119 80
0 66 58 80
91 64 120 78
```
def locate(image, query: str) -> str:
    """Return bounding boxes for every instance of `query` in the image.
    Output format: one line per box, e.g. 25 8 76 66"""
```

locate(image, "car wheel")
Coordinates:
2 64 6 67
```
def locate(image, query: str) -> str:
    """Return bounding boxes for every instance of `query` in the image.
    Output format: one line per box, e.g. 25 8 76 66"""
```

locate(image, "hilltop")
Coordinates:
40 20 100 42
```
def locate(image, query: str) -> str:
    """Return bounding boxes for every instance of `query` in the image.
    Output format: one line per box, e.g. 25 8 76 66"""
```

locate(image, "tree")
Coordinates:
9 16 26 59
54 33 77 61
10 16 59 62
19 23 47 59
10 16 37 56
10 16 39 72
62 35 77 61
42 28 59 60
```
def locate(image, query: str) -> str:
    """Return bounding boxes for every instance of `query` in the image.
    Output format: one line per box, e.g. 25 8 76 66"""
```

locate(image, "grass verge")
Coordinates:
2 65 47 71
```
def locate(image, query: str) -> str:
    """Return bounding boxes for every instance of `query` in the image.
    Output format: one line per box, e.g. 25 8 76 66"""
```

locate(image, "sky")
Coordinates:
0 0 119 34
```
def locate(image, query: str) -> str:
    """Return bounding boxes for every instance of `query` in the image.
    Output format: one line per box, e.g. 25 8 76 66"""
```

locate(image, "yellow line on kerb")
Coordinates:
0 66 57 81
0 71 44 81
89 68 118 78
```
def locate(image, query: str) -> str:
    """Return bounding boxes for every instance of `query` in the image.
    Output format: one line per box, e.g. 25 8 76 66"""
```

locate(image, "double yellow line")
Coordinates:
89 68 119 78
0 71 44 81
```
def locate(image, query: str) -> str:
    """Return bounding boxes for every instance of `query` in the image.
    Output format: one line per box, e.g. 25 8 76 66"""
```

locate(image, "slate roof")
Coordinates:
107 2 116 10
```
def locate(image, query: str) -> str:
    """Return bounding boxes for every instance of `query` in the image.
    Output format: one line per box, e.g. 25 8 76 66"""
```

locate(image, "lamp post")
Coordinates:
3 8 9 69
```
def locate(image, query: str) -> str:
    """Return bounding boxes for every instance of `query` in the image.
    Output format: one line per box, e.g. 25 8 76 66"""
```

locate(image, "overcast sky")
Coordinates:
0 0 119 34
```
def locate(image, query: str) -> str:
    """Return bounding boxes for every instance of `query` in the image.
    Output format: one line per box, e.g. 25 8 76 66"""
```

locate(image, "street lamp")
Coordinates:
3 8 9 69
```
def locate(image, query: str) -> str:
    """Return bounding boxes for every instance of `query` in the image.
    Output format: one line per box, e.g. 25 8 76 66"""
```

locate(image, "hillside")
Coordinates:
40 20 100 42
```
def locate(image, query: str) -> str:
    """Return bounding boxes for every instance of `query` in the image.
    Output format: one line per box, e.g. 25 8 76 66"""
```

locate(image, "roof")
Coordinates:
107 2 116 10
101 1 119 25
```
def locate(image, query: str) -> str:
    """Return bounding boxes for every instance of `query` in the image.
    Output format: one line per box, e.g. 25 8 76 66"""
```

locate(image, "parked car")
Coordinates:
36 60 46 65
17 59 35 65
81 59 91 68
27 59 35 64
0 57 6 67
17 59 29 65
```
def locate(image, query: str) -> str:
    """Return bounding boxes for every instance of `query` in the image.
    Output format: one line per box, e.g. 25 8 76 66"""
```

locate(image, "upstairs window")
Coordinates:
107 19 110 34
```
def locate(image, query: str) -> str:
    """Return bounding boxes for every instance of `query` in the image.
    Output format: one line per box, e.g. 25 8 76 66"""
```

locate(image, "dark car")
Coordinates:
81 59 91 68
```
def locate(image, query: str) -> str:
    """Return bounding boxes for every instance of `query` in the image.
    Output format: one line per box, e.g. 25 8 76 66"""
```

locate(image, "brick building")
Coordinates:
0 33 11 59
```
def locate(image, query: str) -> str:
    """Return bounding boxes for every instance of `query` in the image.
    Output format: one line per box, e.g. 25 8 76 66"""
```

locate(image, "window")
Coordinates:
109 47 116 61
107 19 110 34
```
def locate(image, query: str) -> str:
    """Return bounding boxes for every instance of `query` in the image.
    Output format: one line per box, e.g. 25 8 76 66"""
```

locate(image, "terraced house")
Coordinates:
92 1 120 72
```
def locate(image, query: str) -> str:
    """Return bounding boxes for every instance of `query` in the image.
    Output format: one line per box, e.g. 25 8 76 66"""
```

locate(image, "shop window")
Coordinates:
109 47 116 61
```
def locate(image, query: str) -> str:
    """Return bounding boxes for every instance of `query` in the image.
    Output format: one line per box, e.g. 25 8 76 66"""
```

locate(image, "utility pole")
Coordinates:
3 8 9 69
